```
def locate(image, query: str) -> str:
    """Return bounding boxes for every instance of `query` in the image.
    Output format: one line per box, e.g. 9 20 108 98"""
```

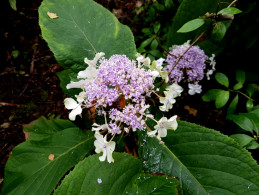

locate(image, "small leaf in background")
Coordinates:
215 90 229 108
233 82 243 90
240 109 259 135
47 11 59 19
211 22 227 42
227 114 254 133
48 154 55 161
246 141 259 150
165 0 174 9
177 18 206 33
139 37 153 48
149 50 162 58
215 72 229 87
153 23 160 33
246 99 254 112
230 134 254 147
12 50 19 58
8 0 17 11
202 89 222 102
227 94 239 115
217 7 242 15
235 69 246 84
151 39 158 50
142 28 152 35
246 84 259 97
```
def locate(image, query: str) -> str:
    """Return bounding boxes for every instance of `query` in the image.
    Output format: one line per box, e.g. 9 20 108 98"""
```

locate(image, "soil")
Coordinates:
0 0 258 189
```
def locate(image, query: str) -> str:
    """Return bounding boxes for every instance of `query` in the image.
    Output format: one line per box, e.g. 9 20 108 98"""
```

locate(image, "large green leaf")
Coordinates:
54 153 179 194
166 0 232 55
39 0 136 95
139 120 259 195
1 117 95 195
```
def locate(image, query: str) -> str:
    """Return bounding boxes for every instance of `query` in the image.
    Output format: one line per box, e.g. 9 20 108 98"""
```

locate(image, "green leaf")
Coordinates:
215 72 229 87
139 121 259 194
227 94 239 115
240 109 259 134
1 118 95 195
227 115 254 133
149 50 162 58
165 0 174 9
215 90 230 108
139 37 154 48
151 39 159 50
39 0 136 95
202 89 222 102
177 18 206 33
54 153 179 194
211 22 227 42
246 141 259 150
9 0 17 11
218 7 242 15
12 50 19 58
246 84 259 97
236 69 246 84
233 82 243 90
230 134 254 147
246 99 254 112
166 0 233 55
154 23 161 34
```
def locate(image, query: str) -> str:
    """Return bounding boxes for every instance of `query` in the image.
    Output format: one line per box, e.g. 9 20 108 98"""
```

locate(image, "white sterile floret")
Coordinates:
77 52 105 79
92 123 110 131
64 98 82 121
66 79 89 90
206 69 213 80
166 82 183 97
94 131 116 163
84 52 105 67
159 91 176 112
136 53 151 67
188 83 202 95
209 54 216 70
150 59 169 82
147 115 178 140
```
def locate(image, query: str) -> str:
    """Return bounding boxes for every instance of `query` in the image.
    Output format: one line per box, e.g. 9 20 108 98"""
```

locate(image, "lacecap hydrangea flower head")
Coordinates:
164 41 216 95
64 52 179 163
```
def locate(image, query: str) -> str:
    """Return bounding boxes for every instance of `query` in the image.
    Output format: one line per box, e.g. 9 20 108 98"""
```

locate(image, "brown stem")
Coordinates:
228 0 238 8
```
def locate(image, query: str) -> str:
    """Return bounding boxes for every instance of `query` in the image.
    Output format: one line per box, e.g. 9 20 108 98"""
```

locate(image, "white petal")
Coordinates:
69 105 82 121
147 130 157 137
77 66 97 79
64 98 78 109
158 128 167 138
66 80 88 89
84 52 105 67
99 150 106 162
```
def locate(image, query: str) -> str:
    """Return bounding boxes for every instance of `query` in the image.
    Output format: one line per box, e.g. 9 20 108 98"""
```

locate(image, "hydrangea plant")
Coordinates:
1 0 258 194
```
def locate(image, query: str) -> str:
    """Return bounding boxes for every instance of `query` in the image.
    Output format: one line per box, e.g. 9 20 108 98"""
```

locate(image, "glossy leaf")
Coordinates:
54 153 179 194
8 0 17 11
235 69 246 84
139 120 259 194
218 7 242 15
233 82 243 90
1 117 95 195
230 134 254 147
211 22 227 41
246 141 259 150
202 89 222 102
215 90 230 108
246 84 259 97
227 115 254 133
151 39 159 50
166 0 233 55
215 72 229 87
177 18 206 33
39 0 136 95
227 94 239 115
246 99 254 112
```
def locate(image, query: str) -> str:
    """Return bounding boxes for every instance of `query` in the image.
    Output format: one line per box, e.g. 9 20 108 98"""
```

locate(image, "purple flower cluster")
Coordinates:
164 43 208 83
85 54 154 133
